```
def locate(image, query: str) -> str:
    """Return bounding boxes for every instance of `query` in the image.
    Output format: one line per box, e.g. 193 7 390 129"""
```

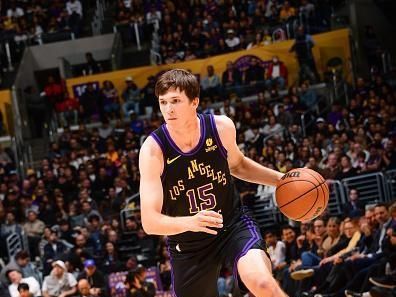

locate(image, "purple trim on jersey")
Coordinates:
209 114 228 159
232 215 260 284
161 114 206 156
166 239 179 297
150 132 166 181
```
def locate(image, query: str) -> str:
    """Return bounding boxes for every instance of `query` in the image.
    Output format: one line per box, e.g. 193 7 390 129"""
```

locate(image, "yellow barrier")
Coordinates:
66 28 351 99
0 89 12 134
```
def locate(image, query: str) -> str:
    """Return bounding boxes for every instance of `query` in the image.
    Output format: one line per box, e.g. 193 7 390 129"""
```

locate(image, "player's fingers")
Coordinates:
202 210 223 221
198 218 223 229
200 227 218 235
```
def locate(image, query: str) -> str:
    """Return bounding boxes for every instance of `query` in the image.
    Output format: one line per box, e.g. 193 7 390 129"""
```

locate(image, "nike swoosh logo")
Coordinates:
167 155 181 165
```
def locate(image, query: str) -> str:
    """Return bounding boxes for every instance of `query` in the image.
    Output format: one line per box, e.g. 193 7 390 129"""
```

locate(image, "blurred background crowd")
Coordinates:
0 0 395 297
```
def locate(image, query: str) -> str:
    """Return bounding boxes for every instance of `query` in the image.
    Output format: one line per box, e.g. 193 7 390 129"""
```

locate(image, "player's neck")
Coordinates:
166 116 200 149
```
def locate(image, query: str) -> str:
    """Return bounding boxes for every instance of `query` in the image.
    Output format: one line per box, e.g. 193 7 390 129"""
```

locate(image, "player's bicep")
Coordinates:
139 138 164 224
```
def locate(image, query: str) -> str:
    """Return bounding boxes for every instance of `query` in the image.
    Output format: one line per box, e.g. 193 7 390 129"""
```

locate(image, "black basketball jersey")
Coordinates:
150 113 241 242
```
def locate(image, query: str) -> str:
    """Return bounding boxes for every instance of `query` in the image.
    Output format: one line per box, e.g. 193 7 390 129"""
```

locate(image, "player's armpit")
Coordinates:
212 115 245 171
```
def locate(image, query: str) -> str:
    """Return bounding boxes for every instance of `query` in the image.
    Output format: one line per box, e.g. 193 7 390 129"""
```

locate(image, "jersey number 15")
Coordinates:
187 183 217 214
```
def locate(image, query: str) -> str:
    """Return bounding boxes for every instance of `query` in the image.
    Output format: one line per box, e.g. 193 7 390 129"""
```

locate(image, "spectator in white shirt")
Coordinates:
6 269 41 297
264 230 286 272
225 29 240 50
146 5 161 30
66 0 83 17
219 99 235 117
7 3 24 18
42 260 77 297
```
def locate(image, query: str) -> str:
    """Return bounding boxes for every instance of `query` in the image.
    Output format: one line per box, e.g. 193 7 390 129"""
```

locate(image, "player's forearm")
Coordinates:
231 157 283 186
142 212 191 235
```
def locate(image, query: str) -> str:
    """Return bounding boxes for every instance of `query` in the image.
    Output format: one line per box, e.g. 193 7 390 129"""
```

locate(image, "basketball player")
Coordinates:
139 69 287 297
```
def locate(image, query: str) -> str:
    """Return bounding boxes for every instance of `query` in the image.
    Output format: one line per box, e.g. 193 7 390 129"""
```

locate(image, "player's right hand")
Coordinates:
188 210 223 235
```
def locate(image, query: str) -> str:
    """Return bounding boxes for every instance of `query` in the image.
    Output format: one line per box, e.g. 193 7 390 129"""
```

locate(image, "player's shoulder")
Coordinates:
212 114 236 134
140 134 163 159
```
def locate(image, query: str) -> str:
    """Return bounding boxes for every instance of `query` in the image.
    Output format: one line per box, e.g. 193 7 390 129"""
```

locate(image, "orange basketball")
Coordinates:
275 168 329 221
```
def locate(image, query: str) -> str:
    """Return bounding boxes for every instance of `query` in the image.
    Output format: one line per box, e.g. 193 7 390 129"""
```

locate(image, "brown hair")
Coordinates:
155 69 200 101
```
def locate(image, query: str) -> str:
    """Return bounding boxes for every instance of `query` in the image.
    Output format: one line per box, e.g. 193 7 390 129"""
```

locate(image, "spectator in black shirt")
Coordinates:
336 155 358 180
82 52 100 75
342 189 365 219
222 61 241 87
77 259 107 297
245 58 265 87
125 269 155 297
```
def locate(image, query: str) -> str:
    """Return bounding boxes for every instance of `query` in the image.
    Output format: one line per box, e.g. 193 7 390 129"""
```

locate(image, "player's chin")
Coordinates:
165 118 178 123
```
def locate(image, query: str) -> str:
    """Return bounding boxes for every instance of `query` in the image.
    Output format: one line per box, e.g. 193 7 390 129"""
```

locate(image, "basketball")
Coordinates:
275 168 329 221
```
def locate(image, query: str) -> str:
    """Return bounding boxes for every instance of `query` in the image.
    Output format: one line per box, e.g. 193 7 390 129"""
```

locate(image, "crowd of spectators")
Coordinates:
0 0 86 56
145 0 333 64
2 62 396 296
0 2 395 297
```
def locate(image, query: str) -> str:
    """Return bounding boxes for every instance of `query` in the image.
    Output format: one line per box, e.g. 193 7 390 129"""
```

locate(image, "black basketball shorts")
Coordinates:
166 211 267 297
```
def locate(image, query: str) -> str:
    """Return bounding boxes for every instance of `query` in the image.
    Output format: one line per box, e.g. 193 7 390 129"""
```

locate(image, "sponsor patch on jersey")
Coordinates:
205 137 217 152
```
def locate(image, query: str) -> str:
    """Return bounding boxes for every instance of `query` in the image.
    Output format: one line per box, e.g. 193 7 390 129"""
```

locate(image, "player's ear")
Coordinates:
192 97 199 107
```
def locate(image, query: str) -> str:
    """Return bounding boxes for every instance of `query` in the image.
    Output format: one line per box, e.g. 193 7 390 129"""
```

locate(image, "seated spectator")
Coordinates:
158 245 171 291
82 52 101 76
77 260 106 297
322 152 341 180
125 269 154 297
56 92 80 127
321 217 342 257
244 57 265 88
7 2 25 18
279 1 296 22
77 279 95 297
122 77 141 117
6 269 41 297
265 56 288 90
299 82 318 108
67 233 93 271
66 0 83 36
43 229 69 275
23 209 45 258
0 251 40 286
224 29 240 51
336 155 358 180
101 81 120 119
366 144 383 172
265 230 286 277
0 211 23 239
219 99 236 118
222 61 241 89
42 260 77 297
100 242 123 274
262 115 284 138
200 65 222 100
17 283 33 297
79 83 101 122
135 266 156 297
246 32 264 49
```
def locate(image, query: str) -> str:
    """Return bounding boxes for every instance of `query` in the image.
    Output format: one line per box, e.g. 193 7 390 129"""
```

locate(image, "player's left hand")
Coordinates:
187 210 223 235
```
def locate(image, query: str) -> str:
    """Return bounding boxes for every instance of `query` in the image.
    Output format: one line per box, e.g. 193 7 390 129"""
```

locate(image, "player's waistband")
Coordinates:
167 206 254 247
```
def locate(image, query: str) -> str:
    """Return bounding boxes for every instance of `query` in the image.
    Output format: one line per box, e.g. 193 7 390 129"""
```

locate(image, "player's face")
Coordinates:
159 88 198 127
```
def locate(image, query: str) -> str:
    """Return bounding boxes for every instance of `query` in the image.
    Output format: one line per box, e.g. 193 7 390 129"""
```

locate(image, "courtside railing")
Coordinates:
341 172 390 205
327 179 347 216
